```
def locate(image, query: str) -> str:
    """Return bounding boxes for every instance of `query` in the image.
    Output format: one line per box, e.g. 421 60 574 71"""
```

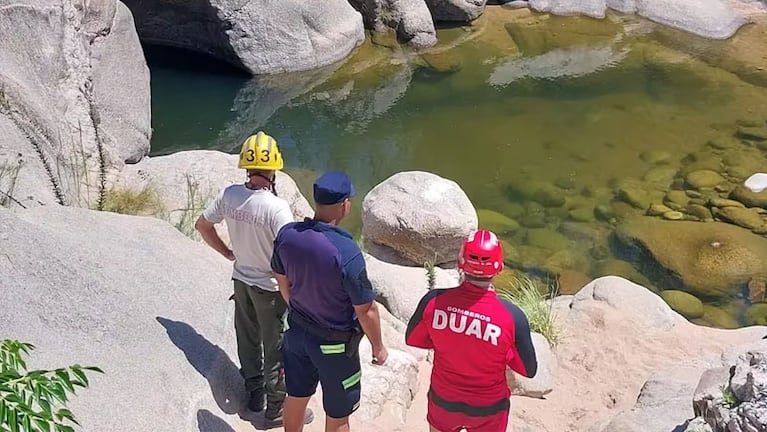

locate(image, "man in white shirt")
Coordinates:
195 131 313 428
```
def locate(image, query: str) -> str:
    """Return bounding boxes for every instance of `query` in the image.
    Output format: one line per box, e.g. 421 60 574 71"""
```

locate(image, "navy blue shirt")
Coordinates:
271 218 376 331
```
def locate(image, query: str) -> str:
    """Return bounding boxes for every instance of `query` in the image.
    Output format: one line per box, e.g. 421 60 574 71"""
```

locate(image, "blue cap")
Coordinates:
313 171 356 205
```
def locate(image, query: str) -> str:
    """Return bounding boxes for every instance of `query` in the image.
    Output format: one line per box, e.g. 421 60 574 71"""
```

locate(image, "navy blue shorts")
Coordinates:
281 319 362 418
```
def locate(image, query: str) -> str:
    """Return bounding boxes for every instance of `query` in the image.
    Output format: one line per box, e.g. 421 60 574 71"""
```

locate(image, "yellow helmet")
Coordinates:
238 131 284 170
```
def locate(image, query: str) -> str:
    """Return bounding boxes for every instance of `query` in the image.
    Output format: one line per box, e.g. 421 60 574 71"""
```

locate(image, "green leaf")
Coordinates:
54 424 73 432
33 418 51 432
8 408 17 432
69 369 87 388
22 412 32 431
54 371 74 393
82 366 103 374
38 399 51 418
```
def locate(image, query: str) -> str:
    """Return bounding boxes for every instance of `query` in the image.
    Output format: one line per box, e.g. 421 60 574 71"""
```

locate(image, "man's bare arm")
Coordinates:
275 273 291 304
194 216 234 261
354 301 388 365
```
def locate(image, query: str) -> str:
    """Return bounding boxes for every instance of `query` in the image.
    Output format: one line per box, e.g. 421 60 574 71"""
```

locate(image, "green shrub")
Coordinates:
0 340 103 432
496 273 562 346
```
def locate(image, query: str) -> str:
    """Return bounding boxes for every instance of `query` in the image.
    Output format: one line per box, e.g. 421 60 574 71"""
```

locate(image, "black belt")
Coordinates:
288 309 361 343
428 388 510 417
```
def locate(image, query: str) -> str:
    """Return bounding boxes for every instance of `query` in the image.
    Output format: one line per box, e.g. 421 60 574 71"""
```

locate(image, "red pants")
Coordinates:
427 399 509 432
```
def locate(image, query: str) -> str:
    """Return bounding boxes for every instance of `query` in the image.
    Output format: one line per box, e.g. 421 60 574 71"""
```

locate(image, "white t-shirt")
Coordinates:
202 184 294 291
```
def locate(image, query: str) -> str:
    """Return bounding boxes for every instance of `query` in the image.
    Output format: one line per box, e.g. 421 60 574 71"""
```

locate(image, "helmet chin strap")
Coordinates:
246 172 278 197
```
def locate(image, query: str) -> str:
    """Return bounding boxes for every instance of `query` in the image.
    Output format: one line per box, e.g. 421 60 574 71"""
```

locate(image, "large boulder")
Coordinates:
120 0 365 75
523 0 747 40
113 150 314 241
425 0 488 22
365 253 460 324
348 0 437 47
506 332 554 399
0 0 151 208
615 218 767 299
0 205 422 432
362 171 478 267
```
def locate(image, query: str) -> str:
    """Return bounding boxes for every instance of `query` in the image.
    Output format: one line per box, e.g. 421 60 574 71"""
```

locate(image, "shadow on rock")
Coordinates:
197 409 235 432
156 317 244 415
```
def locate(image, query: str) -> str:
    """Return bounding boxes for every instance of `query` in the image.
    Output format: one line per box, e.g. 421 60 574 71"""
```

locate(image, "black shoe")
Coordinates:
247 389 265 412
263 408 314 428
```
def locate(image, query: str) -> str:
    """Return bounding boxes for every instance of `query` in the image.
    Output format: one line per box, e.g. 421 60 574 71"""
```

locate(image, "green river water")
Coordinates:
145 8 767 329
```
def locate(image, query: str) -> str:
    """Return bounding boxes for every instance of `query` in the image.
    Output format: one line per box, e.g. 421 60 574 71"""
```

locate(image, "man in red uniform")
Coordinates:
405 229 538 432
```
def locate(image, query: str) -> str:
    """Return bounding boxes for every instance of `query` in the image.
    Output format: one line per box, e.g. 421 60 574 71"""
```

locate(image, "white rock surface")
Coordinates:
121 0 366 74
362 171 478 266
0 0 150 208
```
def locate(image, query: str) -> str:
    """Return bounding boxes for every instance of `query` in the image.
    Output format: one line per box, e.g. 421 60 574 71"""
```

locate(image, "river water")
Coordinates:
145 8 767 328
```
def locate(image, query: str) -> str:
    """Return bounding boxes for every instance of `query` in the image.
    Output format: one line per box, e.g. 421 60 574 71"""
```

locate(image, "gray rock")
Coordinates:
631 0 747 40
121 0 365 75
694 349 767 432
91 2 151 165
362 171 478 266
507 333 553 398
0 0 151 207
573 276 684 331
535 0 747 39
350 0 437 47
365 253 460 324
0 205 421 432
684 417 714 432
598 366 705 432
425 0 487 21
0 205 247 431
731 351 767 403
692 367 732 418
529 0 607 18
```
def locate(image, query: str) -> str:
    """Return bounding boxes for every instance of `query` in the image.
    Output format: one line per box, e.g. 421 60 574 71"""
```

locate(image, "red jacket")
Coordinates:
405 281 538 413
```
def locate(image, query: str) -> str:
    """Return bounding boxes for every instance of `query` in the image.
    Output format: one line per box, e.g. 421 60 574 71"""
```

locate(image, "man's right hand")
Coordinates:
372 344 388 366
224 249 235 261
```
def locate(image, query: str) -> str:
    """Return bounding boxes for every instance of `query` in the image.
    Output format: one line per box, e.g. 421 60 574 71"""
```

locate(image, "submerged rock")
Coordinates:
616 219 767 298
730 184 767 208
702 305 740 329
477 209 521 234
686 170 725 190
715 207 766 231
661 290 705 319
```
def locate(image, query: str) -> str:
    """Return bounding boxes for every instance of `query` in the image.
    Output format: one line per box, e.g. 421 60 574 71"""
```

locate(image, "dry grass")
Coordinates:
496 273 563 346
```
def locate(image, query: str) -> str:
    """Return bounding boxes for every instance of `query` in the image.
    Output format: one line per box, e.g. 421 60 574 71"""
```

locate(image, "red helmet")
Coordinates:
457 229 504 278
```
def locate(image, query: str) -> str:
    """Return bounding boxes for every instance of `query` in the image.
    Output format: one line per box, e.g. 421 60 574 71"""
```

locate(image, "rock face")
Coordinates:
0 205 419 432
365 253 460 323
0 0 151 208
691 349 767 432
114 150 314 236
362 171 478 266
524 0 747 39
507 333 554 399
120 0 365 75
425 0 488 22
615 218 767 299
348 0 437 47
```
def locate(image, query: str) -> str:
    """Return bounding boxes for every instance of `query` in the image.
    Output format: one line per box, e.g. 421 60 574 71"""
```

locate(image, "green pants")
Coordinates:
233 279 287 410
